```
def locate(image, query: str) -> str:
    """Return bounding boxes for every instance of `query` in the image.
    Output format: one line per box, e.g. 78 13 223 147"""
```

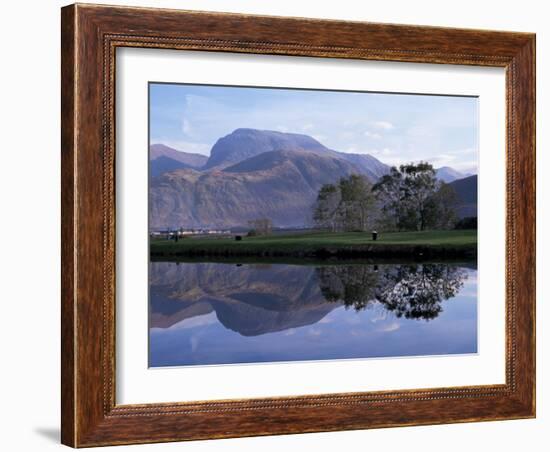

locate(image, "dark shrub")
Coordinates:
455 217 477 230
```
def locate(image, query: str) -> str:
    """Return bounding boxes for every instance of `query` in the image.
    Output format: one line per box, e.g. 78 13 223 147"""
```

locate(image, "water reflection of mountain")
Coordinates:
150 262 469 337
150 262 335 336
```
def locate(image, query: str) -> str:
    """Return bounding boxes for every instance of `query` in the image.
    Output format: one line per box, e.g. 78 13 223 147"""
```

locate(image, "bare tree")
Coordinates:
247 218 273 236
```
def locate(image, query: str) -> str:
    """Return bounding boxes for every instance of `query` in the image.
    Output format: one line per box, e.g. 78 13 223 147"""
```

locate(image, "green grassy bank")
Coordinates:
150 230 477 260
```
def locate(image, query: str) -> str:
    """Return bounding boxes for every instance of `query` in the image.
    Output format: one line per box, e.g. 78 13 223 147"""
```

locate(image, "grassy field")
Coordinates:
150 230 477 259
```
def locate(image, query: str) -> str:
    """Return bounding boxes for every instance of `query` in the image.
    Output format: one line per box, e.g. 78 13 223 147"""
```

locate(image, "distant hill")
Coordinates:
436 166 471 183
149 156 196 178
150 143 208 171
449 175 477 218
150 149 369 229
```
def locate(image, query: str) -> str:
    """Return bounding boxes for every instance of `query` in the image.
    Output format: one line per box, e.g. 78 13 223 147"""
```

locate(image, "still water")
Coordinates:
149 261 477 367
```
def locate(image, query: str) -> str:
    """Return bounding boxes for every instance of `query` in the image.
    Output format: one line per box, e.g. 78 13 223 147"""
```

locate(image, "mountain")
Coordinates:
149 149 368 229
149 156 195 177
149 144 209 177
149 262 337 336
341 153 391 181
449 175 477 217
204 128 390 180
148 129 408 229
436 166 470 183
204 128 328 169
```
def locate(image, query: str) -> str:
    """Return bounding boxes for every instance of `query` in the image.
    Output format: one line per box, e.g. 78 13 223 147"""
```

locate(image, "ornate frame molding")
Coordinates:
62 4 535 447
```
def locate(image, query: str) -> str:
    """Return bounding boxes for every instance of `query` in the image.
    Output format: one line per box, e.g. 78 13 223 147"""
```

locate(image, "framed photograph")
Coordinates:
61 3 535 447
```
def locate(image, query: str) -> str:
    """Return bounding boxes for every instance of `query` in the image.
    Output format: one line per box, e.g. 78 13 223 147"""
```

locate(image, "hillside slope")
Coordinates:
449 174 478 218
149 149 366 229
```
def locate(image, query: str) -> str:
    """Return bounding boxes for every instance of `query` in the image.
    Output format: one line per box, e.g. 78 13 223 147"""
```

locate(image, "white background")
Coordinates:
117 49 505 404
0 0 546 451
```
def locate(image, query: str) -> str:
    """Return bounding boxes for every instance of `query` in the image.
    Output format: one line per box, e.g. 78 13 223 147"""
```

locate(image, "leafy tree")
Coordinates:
373 162 458 231
312 184 341 231
370 167 402 230
312 175 377 232
339 175 377 231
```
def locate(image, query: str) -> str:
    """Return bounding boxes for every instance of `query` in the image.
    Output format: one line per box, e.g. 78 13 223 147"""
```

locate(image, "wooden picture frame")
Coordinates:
61 3 535 447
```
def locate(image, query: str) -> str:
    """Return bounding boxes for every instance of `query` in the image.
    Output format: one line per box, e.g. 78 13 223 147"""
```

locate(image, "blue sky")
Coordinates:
150 83 478 173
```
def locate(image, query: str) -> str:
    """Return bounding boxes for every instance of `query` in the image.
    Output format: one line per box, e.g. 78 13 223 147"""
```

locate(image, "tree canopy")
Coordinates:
312 163 460 232
312 175 377 232
372 162 459 231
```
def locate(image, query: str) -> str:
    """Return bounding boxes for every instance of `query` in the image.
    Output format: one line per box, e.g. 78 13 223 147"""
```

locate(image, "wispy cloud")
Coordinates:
378 322 400 333
364 131 382 139
181 118 193 136
427 148 477 173
371 120 395 130
308 328 322 337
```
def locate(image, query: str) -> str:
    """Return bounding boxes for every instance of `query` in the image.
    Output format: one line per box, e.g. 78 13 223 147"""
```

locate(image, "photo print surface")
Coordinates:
148 83 478 367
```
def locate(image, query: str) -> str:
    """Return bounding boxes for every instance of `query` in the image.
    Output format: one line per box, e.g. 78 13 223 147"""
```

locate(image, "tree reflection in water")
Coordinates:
317 264 467 321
